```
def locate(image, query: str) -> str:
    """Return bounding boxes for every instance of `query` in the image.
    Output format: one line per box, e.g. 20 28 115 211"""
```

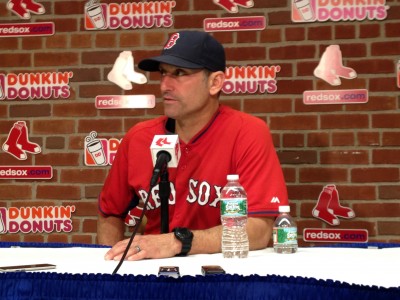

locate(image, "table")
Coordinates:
0 242 399 299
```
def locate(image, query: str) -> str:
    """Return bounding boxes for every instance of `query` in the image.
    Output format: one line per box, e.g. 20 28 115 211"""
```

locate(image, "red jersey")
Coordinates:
98 105 288 234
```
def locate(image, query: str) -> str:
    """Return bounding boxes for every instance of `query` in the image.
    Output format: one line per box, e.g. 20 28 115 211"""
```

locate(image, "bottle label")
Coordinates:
273 227 297 245
220 198 247 217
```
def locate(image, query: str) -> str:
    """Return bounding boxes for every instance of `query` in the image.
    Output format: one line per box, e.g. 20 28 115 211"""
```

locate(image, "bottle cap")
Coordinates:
279 205 290 213
227 174 239 181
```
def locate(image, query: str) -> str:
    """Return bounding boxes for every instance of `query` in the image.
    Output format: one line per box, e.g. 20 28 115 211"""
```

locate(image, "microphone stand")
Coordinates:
159 166 171 234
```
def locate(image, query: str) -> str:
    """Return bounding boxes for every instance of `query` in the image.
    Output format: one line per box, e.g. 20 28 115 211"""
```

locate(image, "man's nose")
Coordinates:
160 75 174 92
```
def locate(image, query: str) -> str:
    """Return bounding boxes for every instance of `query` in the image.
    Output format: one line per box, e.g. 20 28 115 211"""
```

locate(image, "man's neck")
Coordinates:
175 103 219 143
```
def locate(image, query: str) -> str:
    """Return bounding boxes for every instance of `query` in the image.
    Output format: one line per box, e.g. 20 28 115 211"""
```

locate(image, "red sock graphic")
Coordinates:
313 46 341 86
214 0 237 12
233 0 254 8
327 186 355 218
7 0 30 19
330 45 357 79
2 122 27 160
16 121 41 154
312 185 339 226
21 0 45 14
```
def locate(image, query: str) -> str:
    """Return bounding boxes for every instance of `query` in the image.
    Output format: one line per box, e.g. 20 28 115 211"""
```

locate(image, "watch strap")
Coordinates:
173 227 193 256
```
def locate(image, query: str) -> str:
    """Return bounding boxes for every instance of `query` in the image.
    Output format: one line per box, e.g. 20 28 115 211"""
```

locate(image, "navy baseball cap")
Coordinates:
138 31 226 72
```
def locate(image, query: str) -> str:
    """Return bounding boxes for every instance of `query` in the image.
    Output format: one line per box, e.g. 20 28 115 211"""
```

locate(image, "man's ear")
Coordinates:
209 71 225 96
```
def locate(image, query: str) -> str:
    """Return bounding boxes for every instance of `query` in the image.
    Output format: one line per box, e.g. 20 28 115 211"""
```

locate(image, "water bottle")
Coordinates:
220 174 249 258
273 205 298 254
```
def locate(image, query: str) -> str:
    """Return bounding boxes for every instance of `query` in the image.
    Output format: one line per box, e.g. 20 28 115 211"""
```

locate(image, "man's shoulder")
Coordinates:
219 105 267 128
127 116 167 136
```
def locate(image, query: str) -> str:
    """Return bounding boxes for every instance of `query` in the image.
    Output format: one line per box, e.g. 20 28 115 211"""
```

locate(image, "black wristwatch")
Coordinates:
172 227 193 256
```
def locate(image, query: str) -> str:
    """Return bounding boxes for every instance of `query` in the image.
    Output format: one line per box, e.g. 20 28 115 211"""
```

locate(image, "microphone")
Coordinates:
150 135 180 186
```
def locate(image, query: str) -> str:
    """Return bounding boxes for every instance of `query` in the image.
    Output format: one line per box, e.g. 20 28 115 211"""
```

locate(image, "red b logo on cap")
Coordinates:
164 33 180 49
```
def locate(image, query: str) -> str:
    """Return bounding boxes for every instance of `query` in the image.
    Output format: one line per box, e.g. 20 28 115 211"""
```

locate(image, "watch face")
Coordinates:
173 228 193 256
176 228 193 239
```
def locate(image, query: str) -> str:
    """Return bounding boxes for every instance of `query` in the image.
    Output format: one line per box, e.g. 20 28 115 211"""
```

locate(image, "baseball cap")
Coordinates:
138 31 226 72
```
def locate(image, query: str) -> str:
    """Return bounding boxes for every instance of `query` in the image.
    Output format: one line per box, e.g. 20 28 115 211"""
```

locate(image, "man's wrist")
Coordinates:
172 227 193 256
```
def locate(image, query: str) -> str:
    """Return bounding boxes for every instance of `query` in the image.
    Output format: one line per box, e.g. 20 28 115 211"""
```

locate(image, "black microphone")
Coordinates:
150 151 171 186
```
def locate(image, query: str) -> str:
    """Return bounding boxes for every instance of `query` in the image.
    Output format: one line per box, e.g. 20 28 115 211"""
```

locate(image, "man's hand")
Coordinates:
102 217 274 261
104 233 181 261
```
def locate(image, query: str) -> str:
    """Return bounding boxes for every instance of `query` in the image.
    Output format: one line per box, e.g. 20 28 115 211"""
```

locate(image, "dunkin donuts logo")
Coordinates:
291 0 389 23
0 206 75 234
0 72 73 100
84 131 121 166
84 0 176 30
222 65 281 94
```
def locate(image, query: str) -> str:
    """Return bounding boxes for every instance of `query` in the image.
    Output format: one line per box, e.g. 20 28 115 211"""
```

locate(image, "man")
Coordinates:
97 31 288 261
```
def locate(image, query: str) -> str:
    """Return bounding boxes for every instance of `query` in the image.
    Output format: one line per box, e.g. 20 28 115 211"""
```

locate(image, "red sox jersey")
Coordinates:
98 105 288 234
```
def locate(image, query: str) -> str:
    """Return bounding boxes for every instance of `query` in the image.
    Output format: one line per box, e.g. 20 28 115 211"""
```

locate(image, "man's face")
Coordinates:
159 63 211 121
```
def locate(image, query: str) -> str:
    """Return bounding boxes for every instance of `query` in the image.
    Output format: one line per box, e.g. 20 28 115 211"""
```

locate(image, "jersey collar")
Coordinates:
164 105 222 144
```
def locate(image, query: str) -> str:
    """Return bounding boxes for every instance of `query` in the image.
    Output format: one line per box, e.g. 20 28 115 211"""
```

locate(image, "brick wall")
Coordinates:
0 0 399 246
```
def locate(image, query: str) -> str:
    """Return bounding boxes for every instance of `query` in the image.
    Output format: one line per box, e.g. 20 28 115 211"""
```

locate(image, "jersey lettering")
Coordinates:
198 181 211 206
138 178 222 210
209 185 222 207
187 179 198 203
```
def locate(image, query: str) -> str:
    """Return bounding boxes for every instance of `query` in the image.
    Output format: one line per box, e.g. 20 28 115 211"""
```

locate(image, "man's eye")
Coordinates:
173 70 187 77
159 69 189 77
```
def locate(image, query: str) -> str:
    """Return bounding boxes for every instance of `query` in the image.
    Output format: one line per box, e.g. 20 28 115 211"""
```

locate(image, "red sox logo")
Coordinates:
213 0 254 13
164 33 180 49
6 0 45 19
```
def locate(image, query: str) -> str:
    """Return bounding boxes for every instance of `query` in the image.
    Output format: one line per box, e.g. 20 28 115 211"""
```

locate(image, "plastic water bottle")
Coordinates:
220 174 249 258
273 205 298 254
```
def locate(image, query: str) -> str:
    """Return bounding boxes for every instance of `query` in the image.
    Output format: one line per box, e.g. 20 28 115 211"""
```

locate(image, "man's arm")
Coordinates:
97 214 125 246
190 217 273 254
103 216 273 260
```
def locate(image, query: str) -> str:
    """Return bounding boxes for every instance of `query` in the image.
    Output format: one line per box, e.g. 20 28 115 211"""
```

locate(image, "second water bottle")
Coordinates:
220 174 249 258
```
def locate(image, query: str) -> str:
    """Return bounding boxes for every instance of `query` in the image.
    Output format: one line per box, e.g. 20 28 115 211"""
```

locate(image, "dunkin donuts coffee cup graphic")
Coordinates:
0 209 5 233
85 131 106 165
85 0 106 29
294 0 315 21
0 83 3 100
0 74 4 100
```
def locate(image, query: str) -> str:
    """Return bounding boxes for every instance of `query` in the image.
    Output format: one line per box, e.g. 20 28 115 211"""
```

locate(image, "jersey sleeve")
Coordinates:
233 117 288 218
98 132 134 219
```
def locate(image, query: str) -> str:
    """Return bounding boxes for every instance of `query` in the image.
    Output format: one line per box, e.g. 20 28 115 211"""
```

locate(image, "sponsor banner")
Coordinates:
84 0 176 30
303 228 368 243
291 0 390 23
222 65 281 94
0 166 53 180
303 89 368 105
204 16 266 32
95 95 155 109
0 22 55 38
84 131 120 166
0 206 75 234
0 72 73 100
